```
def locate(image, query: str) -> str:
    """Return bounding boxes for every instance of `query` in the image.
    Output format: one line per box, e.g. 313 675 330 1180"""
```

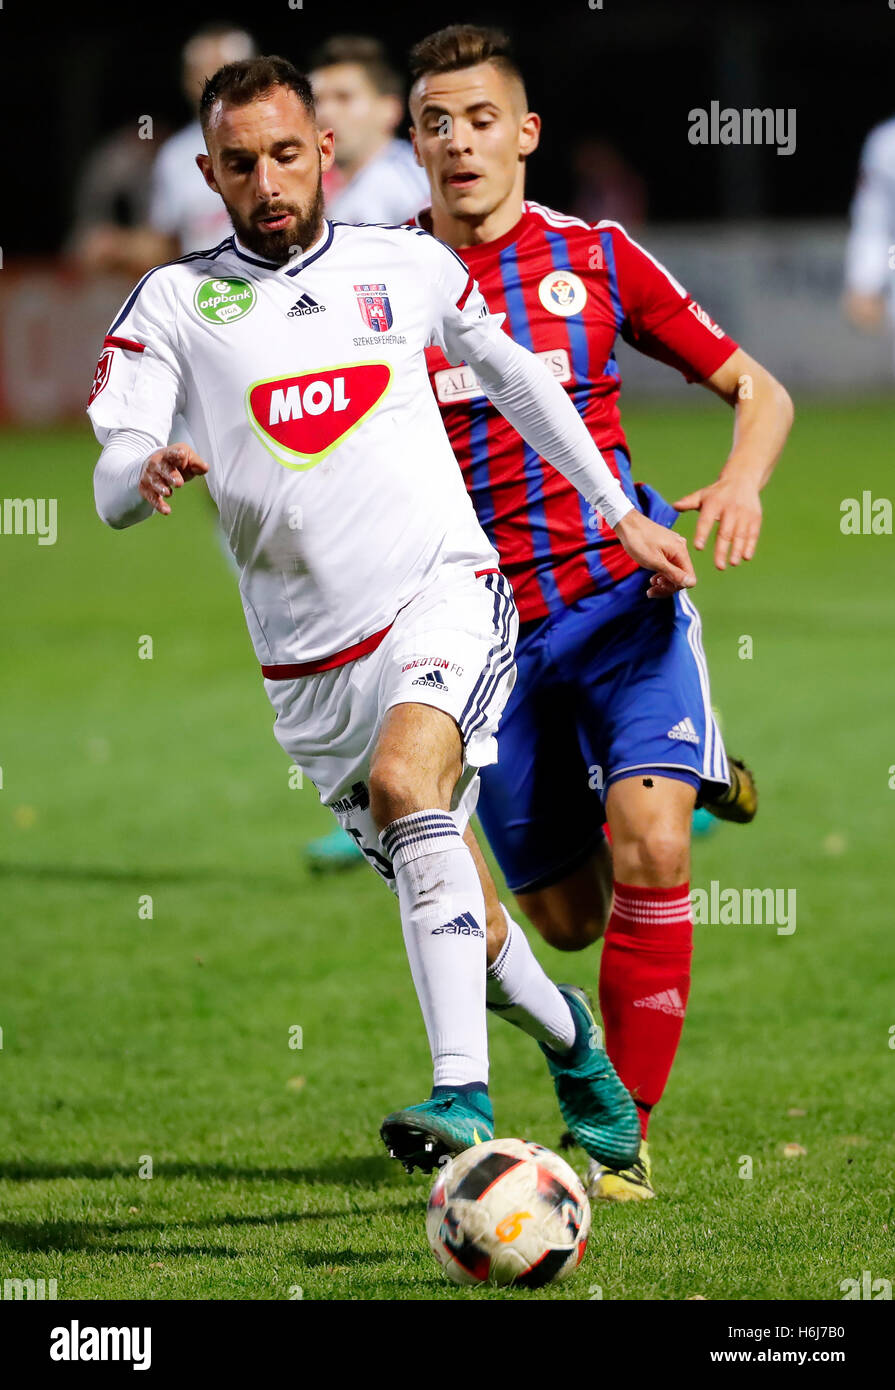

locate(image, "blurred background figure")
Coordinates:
72 22 256 278
310 34 429 225
569 137 648 229
67 121 172 266
844 113 895 368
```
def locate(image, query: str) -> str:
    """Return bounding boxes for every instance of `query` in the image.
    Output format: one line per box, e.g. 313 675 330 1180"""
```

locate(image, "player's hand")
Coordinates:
613 510 696 597
673 477 762 570
138 444 209 516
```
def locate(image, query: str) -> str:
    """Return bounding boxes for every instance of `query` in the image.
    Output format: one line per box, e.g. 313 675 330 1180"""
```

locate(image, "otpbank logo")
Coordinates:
246 362 392 469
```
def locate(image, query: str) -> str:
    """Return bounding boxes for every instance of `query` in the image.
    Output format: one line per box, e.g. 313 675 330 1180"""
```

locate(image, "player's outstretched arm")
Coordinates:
462 327 695 593
94 434 208 529
674 347 793 571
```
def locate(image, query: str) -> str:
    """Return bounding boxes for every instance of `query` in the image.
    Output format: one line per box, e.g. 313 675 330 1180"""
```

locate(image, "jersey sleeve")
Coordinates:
422 231 507 365
86 269 186 448
603 222 738 383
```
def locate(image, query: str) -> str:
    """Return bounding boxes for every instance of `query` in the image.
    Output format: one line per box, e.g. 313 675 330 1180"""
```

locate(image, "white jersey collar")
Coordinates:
230 220 334 276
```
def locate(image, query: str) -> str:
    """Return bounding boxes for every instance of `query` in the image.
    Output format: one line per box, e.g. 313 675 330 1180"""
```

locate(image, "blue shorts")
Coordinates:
476 569 730 893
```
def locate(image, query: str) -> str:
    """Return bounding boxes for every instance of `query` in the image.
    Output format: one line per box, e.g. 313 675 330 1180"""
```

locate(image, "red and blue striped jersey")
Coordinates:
416 202 738 624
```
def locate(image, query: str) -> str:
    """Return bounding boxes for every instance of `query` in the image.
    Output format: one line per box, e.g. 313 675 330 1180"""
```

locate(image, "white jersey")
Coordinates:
88 220 503 668
326 140 430 228
148 120 233 254
845 116 895 305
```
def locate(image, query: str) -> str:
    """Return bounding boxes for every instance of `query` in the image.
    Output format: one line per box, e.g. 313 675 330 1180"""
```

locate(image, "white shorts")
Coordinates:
264 565 518 890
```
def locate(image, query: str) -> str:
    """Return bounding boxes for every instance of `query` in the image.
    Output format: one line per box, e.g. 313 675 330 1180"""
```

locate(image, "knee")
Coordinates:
613 829 690 887
521 897 608 952
369 753 456 832
368 756 419 832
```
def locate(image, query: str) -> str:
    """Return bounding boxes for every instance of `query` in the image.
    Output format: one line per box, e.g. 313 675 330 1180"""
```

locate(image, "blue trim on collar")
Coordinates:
285 220 335 276
229 236 280 270
229 222 335 275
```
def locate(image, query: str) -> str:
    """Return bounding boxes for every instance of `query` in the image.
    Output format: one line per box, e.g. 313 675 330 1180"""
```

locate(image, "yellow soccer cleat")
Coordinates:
587 1139 656 1202
700 757 758 825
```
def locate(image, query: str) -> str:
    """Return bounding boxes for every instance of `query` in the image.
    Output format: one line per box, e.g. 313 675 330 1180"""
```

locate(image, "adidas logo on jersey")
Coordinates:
667 717 699 745
412 669 448 691
633 988 686 1018
432 911 483 938
287 293 326 317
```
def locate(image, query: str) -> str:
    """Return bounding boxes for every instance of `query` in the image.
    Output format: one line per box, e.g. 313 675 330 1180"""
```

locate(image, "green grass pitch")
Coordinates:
1 397 892 1300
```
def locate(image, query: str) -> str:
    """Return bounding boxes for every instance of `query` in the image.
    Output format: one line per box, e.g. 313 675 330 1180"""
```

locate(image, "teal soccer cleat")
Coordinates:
541 985 641 1169
305 826 365 873
380 1087 494 1174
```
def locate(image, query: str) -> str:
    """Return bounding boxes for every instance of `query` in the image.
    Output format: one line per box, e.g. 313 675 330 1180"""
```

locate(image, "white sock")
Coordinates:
487 905 576 1052
381 810 488 1089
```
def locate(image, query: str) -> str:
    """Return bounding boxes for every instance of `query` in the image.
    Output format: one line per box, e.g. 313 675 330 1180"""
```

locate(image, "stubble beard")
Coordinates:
226 168 326 265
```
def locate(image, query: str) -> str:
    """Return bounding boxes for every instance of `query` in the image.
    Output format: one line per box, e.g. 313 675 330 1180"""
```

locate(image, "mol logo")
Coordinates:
246 361 392 469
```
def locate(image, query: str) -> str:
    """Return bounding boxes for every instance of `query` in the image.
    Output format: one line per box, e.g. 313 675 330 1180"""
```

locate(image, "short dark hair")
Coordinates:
409 24 525 100
199 55 315 132
309 34 403 98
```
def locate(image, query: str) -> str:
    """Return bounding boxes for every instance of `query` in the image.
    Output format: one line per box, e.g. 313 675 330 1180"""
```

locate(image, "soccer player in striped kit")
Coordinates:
407 25 794 1199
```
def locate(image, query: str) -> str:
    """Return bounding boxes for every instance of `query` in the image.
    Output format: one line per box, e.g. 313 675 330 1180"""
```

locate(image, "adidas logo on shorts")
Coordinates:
412 669 448 692
667 717 699 744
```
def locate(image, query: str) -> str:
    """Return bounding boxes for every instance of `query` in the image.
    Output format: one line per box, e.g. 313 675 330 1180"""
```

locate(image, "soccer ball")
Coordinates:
426 1138 591 1287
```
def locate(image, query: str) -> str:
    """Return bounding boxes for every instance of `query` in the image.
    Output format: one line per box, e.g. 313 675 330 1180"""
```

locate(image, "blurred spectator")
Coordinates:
569 137 647 229
310 35 429 225
72 23 256 278
67 122 171 259
844 115 895 363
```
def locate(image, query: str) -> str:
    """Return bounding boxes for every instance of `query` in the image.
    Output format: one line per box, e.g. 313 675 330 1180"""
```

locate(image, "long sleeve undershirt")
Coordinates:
93 427 157 528
94 338 634 533
460 323 632 529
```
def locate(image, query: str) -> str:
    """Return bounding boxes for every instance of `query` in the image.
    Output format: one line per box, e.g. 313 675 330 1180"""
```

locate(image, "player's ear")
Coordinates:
519 111 541 159
196 153 220 194
318 127 335 174
409 126 422 166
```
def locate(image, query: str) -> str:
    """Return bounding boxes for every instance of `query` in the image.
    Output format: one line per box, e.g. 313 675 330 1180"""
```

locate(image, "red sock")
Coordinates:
598 880 693 1141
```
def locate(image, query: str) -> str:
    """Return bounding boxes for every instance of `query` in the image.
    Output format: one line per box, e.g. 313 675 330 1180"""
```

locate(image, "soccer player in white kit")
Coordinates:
88 56 695 1172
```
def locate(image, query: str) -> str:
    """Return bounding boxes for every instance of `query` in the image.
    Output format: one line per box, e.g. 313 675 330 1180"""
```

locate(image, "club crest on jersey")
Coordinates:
87 346 114 405
245 361 392 469
538 270 588 318
194 277 256 324
354 283 393 332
